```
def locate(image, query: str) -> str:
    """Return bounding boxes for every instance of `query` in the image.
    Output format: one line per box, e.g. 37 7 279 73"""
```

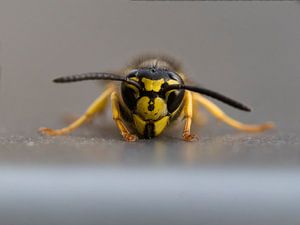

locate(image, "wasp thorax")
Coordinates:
136 96 167 121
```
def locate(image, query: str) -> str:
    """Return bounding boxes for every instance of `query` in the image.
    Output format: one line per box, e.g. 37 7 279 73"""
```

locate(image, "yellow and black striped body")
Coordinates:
120 57 185 139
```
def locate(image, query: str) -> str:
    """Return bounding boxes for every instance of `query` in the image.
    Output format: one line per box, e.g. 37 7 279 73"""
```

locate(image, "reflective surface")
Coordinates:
0 130 300 167
1 167 300 225
0 1 300 225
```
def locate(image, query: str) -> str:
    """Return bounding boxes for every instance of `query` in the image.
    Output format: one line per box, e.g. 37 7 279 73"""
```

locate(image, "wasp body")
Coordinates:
39 55 274 141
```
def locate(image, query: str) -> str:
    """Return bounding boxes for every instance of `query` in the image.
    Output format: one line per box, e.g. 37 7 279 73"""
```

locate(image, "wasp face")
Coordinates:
122 68 185 118
136 94 167 121
121 68 185 138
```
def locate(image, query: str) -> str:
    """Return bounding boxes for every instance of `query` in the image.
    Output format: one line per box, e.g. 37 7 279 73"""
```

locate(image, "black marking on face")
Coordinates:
127 68 183 82
148 98 155 111
144 123 155 139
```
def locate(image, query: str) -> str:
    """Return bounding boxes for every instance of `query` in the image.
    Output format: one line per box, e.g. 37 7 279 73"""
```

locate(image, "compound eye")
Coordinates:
168 72 184 83
121 83 139 111
166 89 185 113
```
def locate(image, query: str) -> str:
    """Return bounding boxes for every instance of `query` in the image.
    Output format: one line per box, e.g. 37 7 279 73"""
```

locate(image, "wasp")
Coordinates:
39 55 274 141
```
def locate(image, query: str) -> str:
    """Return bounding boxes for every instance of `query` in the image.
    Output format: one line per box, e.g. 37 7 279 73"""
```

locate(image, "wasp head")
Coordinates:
121 68 185 121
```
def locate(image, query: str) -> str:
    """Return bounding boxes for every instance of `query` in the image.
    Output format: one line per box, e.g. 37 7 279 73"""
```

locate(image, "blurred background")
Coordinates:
0 1 300 225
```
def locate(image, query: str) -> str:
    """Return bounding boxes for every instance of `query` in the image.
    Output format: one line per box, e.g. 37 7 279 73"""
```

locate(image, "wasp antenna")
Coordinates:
53 73 127 83
53 72 142 90
165 84 252 112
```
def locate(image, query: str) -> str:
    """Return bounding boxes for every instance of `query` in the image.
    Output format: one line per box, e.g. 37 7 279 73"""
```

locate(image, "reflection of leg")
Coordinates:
39 86 114 136
193 93 274 132
111 92 137 142
182 91 198 141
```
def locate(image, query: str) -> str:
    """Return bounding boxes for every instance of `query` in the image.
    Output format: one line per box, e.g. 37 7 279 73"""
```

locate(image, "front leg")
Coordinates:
182 90 199 142
111 92 138 142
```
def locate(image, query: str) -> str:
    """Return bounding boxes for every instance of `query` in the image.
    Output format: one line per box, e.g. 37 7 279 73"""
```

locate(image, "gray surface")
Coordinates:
0 1 300 225
1 167 300 225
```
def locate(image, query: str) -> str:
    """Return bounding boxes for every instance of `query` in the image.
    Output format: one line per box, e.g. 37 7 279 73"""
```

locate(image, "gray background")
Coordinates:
0 1 300 225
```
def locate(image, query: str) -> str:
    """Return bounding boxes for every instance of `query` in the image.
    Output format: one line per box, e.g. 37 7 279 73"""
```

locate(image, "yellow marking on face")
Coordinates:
167 79 179 85
132 114 170 136
132 114 146 135
136 96 167 120
154 116 169 136
141 78 164 92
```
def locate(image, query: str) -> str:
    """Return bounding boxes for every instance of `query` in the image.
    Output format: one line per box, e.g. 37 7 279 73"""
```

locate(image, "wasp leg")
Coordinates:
182 90 199 142
192 93 274 132
192 98 207 127
39 85 115 136
63 113 94 125
111 91 138 142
